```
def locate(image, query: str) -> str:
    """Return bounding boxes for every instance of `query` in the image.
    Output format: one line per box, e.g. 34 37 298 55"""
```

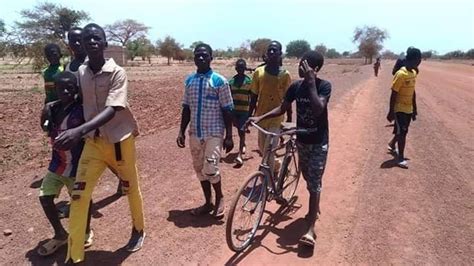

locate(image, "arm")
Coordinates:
387 90 397 122
248 92 258 117
300 60 328 118
250 101 290 124
177 105 190 148
53 106 118 150
222 109 234 152
412 91 417 121
286 102 293 122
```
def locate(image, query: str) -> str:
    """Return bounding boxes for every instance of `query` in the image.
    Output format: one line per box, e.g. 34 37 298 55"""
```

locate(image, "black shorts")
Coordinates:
393 112 412 135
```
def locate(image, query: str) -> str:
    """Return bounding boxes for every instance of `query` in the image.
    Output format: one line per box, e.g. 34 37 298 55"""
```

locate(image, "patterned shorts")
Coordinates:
297 143 329 193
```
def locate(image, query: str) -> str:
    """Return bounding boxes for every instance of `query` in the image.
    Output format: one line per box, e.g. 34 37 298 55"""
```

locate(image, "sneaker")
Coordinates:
397 159 408 169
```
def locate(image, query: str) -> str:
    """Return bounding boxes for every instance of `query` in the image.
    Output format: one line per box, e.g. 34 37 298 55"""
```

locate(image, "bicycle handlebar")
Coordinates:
249 121 310 137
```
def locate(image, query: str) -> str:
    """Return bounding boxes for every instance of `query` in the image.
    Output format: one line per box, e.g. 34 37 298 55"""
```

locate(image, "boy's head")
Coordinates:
67 27 86 58
235 59 247 74
194 43 213 71
265 41 283 66
44 43 62 65
55 72 79 104
405 47 422 69
82 23 107 59
298 51 324 78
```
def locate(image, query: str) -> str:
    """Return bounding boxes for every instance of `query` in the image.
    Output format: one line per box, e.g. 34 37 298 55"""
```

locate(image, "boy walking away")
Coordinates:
387 47 422 169
249 41 292 173
392 46 420 75
177 43 234 219
229 59 252 166
248 51 331 248
42 43 64 103
37 72 93 256
373 57 381 77
54 23 145 263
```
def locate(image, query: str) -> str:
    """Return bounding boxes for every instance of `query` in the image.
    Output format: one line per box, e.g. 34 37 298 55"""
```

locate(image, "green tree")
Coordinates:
326 48 341 58
342 51 350 57
441 50 465 59
127 37 154 63
250 38 271 60
381 50 398 59
13 2 89 70
314 44 327 56
189 41 203 50
286 39 311 58
421 50 433 60
352 25 388 64
156 36 182 65
105 19 150 46
465 49 474 59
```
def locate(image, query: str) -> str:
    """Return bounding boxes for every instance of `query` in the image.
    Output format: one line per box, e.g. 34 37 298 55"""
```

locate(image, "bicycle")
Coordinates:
226 121 308 252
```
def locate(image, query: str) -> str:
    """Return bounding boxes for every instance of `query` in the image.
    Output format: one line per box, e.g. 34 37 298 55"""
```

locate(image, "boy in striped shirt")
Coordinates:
229 59 252 166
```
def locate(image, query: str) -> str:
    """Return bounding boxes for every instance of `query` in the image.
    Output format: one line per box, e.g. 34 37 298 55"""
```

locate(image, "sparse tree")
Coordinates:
127 36 154 63
189 41 203 50
421 50 433 60
441 50 465 59
352 25 388 64
238 40 251 58
13 2 89 70
326 48 341 58
382 50 398 59
342 51 350 57
286 39 311 58
465 49 474 59
314 44 327 56
105 19 150 46
250 38 271 61
156 36 182 65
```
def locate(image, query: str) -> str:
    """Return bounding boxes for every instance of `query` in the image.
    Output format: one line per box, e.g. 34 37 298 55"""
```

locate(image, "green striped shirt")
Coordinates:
229 75 252 114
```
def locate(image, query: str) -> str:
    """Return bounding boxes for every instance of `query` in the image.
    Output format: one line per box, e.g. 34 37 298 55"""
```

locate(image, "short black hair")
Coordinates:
44 43 61 55
269 40 282 52
54 71 78 87
68 27 82 38
235 58 246 67
194 43 213 56
302 51 324 71
83 23 106 40
406 47 421 61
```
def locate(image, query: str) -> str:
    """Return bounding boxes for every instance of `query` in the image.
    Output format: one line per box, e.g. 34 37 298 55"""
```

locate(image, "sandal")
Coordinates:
84 229 94 249
299 232 316 247
234 156 243 166
190 204 213 216
212 198 225 219
37 238 67 256
126 228 146 252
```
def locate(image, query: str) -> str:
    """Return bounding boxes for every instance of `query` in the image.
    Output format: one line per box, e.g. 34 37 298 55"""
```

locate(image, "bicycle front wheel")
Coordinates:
226 171 267 252
279 151 301 203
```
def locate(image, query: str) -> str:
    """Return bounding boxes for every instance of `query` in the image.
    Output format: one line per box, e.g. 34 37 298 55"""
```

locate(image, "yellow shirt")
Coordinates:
392 66 417 114
250 66 291 128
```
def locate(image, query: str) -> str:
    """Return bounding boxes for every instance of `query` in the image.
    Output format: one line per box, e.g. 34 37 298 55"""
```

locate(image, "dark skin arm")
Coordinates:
222 109 234 153
387 90 397 122
53 106 121 150
177 106 191 148
248 100 291 125
412 91 417 121
249 93 258 117
301 60 327 117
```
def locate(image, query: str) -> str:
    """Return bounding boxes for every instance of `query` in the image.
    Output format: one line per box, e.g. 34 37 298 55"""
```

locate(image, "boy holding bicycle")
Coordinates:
248 51 331 247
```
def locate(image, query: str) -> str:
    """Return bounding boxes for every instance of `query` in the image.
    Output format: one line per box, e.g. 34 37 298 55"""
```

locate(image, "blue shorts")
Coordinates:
233 112 249 131
297 143 328 193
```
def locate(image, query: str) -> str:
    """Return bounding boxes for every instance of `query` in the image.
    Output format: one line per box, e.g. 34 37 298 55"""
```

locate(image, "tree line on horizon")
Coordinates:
0 2 472 71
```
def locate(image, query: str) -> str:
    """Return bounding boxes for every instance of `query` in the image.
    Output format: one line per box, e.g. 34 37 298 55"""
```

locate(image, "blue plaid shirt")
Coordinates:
182 69 234 140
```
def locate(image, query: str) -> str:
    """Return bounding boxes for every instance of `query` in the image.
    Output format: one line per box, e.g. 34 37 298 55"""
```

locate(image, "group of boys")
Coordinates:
37 20 422 262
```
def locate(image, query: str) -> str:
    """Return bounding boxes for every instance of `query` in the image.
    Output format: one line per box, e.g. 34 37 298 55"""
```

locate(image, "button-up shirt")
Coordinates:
79 58 138 143
182 69 233 140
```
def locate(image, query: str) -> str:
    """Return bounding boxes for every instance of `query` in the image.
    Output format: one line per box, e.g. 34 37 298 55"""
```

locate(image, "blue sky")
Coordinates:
2 0 473 54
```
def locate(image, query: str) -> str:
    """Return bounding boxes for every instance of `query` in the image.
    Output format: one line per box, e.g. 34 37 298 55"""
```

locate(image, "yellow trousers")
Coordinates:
66 135 145 263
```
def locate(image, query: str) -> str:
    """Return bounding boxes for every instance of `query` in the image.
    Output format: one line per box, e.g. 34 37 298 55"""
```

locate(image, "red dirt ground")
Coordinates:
0 59 472 265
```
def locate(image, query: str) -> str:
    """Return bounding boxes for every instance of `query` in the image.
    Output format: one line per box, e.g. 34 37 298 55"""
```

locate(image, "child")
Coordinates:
248 51 331 247
229 59 252 165
54 23 146 263
177 43 234 219
387 47 422 169
374 57 381 77
38 72 93 256
248 40 292 173
42 43 64 103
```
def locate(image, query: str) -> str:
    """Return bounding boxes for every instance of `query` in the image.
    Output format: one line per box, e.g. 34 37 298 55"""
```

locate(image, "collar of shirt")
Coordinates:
84 58 117 75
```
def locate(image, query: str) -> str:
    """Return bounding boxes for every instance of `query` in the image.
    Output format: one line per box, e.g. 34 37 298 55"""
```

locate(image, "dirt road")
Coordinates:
0 61 472 265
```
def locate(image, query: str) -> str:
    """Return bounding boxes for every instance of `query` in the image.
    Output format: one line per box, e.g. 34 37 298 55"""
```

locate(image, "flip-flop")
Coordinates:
234 157 243 166
84 229 94 249
37 238 68 256
126 231 146 252
299 232 316 247
190 204 213 216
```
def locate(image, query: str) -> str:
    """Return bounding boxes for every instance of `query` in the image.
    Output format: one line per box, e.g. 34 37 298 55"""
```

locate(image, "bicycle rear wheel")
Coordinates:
226 171 267 252
279 151 301 202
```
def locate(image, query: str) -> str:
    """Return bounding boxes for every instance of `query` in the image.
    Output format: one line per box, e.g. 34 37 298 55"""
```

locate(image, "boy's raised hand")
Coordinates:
300 60 316 86
53 127 82 150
